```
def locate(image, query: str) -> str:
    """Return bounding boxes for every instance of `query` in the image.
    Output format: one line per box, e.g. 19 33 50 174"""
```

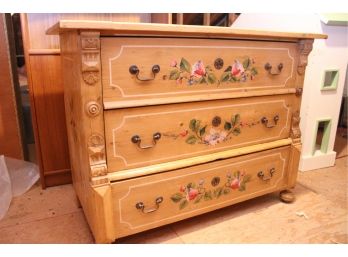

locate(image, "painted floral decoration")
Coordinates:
170 172 252 210
185 114 242 146
165 57 257 86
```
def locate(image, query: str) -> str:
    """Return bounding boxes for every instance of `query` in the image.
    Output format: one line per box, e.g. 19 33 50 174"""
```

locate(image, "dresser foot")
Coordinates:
279 190 295 203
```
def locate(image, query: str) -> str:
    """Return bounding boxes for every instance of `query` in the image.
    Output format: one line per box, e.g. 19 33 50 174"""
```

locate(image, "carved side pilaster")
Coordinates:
290 111 301 143
297 39 313 75
88 133 107 177
81 33 100 85
80 32 108 181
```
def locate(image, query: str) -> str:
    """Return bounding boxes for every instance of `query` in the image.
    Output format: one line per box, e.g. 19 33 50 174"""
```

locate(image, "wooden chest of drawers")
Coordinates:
48 21 326 243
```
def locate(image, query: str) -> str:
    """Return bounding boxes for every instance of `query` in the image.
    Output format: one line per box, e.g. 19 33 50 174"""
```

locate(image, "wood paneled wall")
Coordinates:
0 14 24 160
21 13 151 188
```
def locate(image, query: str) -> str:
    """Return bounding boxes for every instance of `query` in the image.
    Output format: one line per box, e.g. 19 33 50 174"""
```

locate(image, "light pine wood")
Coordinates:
0 14 24 159
112 146 291 238
47 20 327 41
102 37 298 105
104 95 295 172
52 20 318 243
101 138 292 183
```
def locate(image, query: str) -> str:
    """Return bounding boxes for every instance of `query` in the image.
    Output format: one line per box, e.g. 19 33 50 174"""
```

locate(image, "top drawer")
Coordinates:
101 37 299 108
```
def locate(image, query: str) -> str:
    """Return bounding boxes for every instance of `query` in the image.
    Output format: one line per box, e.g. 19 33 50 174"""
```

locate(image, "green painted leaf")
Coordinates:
223 188 230 195
224 121 232 131
199 125 207 137
231 76 237 82
224 66 232 72
220 71 230 82
205 65 213 71
232 127 241 135
236 171 240 179
189 119 197 131
231 114 240 127
179 199 188 210
207 73 217 84
204 191 213 201
239 183 246 192
194 194 203 204
171 193 184 203
243 58 250 69
198 76 207 84
180 58 191 73
169 69 180 80
234 114 240 125
185 135 197 144
251 67 258 75
216 187 223 198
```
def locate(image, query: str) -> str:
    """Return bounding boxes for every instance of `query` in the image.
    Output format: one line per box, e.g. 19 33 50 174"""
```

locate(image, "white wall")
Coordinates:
232 13 348 171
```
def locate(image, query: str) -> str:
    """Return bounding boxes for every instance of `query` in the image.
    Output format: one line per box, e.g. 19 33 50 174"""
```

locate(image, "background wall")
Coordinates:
232 13 348 171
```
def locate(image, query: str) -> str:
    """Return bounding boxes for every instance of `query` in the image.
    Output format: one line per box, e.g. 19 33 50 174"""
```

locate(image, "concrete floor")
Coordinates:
0 157 347 244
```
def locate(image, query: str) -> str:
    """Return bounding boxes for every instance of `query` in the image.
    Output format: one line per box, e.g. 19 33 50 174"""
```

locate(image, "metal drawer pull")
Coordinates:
135 196 163 213
264 62 283 75
258 168 276 181
131 132 161 149
129 64 160 81
261 115 279 128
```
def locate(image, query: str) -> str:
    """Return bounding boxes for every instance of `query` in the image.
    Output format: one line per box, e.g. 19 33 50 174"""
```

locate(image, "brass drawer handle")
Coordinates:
261 115 279 128
258 168 276 181
264 63 283 75
129 64 160 81
135 196 163 213
131 132 161 149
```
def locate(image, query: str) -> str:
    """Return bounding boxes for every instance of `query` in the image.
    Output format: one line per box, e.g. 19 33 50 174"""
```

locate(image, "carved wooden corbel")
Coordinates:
297 39 313 75
88 133 107 177
81 33 100 85
290 111 301 143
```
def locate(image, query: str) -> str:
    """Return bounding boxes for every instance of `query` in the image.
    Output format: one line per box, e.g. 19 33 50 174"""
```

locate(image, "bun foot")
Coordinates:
279 190 295 203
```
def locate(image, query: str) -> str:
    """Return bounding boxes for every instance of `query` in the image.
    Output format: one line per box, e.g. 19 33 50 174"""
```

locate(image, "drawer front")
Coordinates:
112 147 290 237
101 38 298 106
104 95 294 172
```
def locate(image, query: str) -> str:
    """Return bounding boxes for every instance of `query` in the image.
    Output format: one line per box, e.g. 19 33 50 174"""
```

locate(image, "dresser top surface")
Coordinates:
47 20 327 41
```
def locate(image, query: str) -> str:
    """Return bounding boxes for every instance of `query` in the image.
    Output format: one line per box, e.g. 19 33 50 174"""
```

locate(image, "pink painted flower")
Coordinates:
191 60 206 78
231 60 245 77
179 130 188 137
187 188 199 201
203 128 227 146
170 60 177 67
230 178 240 189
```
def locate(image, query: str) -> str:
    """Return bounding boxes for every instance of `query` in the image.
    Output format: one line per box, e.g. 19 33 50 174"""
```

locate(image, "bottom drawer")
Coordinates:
111 146 291 238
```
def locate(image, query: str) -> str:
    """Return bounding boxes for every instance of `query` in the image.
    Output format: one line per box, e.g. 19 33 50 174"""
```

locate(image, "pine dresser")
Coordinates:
47 21 327 243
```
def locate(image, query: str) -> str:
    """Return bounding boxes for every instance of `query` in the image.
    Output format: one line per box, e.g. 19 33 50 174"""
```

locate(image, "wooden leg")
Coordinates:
279 189 296 203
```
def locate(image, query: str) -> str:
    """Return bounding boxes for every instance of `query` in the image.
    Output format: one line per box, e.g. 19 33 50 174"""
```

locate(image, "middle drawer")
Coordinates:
104 94 295 172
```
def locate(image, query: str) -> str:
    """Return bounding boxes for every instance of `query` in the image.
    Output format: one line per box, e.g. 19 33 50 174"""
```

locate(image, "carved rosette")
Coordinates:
297 39 313 75
85 101 101 117
290 111 301 143
81 34 100 86
88 133 107 177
